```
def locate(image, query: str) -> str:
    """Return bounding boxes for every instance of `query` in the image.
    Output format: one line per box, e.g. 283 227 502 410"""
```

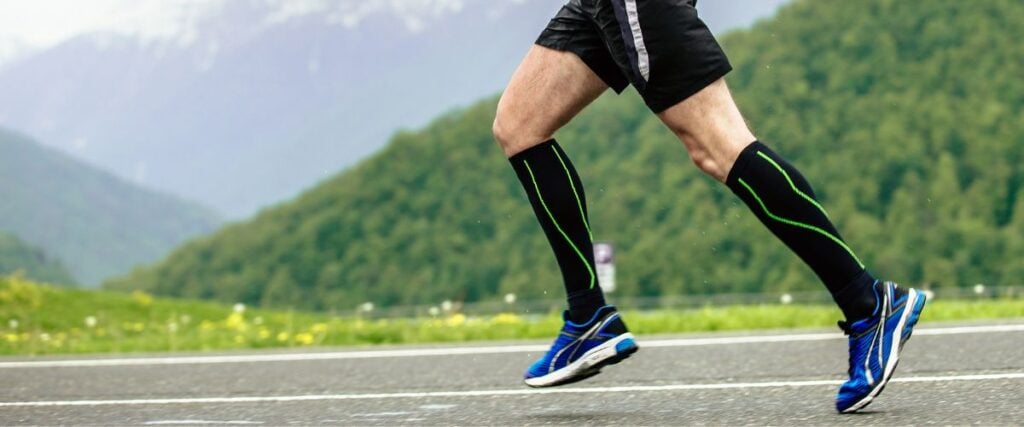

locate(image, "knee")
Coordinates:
686 142 727 180
677 132 745 182
491 113 517 154
492 105 551 158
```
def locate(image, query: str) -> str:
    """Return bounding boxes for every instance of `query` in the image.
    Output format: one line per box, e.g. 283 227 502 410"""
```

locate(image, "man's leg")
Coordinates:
494 45 609 323
655 78 877 321
495 45 638 388
656 77 926 413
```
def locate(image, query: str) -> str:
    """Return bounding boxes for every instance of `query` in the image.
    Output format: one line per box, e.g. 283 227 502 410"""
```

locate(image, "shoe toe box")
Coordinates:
835 378 871 412
524 356 553 379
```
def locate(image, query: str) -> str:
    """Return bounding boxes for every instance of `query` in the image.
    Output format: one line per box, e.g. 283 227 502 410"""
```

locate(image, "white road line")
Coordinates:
0 323 1020 369
144 421 262 425
647 323 1024 347
2 372 1022 408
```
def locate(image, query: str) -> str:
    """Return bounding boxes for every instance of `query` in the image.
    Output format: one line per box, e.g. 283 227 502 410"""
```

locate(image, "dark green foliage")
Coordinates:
0 233 75 284
0 129 222 285
108 0 1024 309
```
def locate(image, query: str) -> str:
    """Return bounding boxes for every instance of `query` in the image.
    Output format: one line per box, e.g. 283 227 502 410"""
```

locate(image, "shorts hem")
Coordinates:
645 64 733 113
533 40 630 94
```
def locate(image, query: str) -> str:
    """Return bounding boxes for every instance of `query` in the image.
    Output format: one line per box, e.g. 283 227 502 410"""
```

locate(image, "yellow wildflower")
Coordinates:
131 290 154 307
225 312 245 329
445 313 466 327
491 313 523 325
295 332 315 345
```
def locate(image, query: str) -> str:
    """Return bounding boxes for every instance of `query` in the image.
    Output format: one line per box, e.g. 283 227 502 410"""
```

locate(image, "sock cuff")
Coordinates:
509 139 558 162
725 140 764 188
567 287 606 313
568 287 605 300
835 269 874 298
833 269 880 320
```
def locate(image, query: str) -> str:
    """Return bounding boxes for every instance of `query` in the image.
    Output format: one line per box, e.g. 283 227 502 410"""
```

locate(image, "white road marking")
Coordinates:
351 411 412 417
145 419 264 421
3 372 1022 408
0 323 1019 369
419 404 457 410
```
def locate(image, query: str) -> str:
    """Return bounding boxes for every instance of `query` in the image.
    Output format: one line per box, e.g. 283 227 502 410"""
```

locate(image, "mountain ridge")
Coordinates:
0 127 221 285
0 231 74 284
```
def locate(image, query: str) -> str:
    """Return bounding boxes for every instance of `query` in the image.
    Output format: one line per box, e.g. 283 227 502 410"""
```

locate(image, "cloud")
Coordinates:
261 0 472 33
0 0 521 68
0 0 225 54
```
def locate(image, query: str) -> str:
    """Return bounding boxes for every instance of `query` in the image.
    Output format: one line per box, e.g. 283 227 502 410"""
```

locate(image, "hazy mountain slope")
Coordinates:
0 0 789 217
0 128 221 285
0 232 74 284
107 0 1024 308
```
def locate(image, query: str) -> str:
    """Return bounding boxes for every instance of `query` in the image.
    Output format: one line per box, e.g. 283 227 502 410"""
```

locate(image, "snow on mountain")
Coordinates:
0 37 27 70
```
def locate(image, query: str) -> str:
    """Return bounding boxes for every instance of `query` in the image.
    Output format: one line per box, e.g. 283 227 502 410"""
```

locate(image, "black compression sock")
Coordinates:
835 270 880 320
567 288 608 324
726 141 876 321
510 139 605 323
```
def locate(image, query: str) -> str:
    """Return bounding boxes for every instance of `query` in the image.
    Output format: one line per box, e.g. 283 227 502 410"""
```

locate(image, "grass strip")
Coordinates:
1 275 1021 356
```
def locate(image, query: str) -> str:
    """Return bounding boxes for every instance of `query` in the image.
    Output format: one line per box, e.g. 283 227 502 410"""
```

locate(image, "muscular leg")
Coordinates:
494 45 611 322
657 78 878 321
494 45 607 156
656 79 753 182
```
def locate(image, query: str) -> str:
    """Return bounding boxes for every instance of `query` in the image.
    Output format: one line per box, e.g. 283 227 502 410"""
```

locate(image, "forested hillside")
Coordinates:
0 233 74 284
108 0 1024 309
0 129 221 285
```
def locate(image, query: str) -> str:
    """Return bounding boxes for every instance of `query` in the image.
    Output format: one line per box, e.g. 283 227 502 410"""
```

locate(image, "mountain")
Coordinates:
0 232 74 284
0 0 789 218
0 128 221 285
106 0 1024 309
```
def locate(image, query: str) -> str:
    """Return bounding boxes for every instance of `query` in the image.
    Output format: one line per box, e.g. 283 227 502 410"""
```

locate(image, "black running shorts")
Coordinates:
536 0 732 113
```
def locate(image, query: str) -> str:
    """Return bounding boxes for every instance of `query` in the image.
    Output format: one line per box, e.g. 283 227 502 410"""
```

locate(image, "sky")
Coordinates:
0 0 214 52
0 0 787 69
0 0 497 67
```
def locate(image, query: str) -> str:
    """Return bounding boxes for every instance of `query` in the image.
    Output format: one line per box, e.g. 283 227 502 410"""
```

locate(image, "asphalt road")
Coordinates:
1 320 1022 426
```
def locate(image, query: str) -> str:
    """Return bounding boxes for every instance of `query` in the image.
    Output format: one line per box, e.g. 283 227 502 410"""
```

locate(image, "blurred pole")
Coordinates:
594 242 615 293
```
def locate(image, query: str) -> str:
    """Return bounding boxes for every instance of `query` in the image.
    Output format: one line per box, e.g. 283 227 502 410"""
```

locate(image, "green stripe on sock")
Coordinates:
551 145 593 239
738 177 865 268
756 151 830 219
524 160 597 289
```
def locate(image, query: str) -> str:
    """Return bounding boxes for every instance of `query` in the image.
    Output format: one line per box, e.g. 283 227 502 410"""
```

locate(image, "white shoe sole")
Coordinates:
524 333 637 388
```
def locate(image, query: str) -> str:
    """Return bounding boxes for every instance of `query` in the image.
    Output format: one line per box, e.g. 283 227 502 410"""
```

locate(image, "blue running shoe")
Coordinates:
524 305 638 387
836 281 927 413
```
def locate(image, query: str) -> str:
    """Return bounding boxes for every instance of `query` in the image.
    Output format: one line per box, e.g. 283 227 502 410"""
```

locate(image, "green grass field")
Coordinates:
1 275 1021 356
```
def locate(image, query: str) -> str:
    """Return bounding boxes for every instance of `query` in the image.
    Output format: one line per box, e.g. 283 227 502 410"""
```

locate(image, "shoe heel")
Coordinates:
604 337 638 366
615 337 637 353
901 291 927 343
